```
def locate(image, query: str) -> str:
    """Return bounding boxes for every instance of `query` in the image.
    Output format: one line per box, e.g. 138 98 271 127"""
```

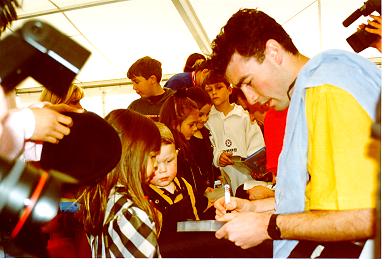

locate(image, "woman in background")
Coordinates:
40 84 84 109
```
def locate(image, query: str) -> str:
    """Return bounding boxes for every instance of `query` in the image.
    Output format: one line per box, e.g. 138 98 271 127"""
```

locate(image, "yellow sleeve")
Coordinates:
305 84 378 210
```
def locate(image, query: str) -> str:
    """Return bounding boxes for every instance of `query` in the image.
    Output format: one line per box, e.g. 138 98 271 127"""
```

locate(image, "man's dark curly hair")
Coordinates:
0 0 20 35
210 9 299 76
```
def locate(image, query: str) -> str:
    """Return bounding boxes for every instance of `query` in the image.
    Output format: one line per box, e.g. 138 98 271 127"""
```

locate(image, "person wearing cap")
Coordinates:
164 59 210 92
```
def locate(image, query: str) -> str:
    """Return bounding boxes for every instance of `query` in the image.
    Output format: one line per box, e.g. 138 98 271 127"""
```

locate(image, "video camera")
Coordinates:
0 19 90 96
343 0 381 53
0 19 90 256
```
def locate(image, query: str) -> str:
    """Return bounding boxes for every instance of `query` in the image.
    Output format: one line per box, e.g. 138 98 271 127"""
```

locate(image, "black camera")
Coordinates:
0 157 77 256
0 19 90 256
343 0 381 53
0 19 90 97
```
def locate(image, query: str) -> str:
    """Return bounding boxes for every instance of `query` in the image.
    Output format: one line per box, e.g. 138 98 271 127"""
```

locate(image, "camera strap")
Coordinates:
11 171 49 238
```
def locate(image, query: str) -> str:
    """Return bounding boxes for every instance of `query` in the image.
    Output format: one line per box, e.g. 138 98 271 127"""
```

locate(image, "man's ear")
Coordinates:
265 39 282 64
175 149 179 156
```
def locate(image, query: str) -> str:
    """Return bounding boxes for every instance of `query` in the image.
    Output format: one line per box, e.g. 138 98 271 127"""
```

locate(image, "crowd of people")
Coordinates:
0 0 382 260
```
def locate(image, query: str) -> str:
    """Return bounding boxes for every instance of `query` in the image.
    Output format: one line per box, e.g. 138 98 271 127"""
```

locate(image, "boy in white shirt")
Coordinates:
204 71 265 194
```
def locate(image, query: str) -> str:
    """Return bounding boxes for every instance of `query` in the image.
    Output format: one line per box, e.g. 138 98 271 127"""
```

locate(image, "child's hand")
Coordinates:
205 186 214 193
247 186 274 200
218 151 234 167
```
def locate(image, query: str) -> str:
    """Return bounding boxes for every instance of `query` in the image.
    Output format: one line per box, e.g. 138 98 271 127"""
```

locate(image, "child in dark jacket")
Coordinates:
159 92 211 214
145 122 270 258
144 122 200 256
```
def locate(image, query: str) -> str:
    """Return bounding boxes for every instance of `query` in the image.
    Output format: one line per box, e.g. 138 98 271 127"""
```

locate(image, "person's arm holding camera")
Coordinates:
0 94 83 160
30 103 83 143
359 14 382 52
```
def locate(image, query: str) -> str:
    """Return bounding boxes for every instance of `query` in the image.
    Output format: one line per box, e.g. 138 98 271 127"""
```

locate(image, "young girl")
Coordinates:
184 87 221 191
77 109 161 258
159 92 210 215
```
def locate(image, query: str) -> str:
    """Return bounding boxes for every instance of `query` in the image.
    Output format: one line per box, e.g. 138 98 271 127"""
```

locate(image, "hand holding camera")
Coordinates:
358 14 382 52
343 0 381 53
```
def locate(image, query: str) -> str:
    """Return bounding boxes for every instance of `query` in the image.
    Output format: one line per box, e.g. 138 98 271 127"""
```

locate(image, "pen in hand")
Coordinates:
224 184 231 212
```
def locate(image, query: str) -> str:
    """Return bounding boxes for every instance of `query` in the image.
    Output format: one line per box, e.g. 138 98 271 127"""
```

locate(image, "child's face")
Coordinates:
150 144 178 187
130 75 154 98
205 82 231 107
197 104 211 129
145 151 158 183
178 109 199 140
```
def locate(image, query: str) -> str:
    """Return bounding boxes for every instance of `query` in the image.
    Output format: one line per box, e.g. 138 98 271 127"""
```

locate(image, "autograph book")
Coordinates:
231 147 266 176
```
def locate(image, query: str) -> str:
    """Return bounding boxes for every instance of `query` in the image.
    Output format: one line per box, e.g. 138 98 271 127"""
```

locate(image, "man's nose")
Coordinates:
240 85 259 105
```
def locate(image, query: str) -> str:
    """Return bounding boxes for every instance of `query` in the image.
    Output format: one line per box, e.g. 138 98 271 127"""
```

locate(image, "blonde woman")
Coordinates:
40 84 84 109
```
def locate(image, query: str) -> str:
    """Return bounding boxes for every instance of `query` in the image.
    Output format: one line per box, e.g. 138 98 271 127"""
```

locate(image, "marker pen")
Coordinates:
224 184 231 205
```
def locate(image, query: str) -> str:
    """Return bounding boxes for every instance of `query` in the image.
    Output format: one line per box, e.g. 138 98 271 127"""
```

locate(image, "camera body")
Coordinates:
0 156 77 256
0 20 90 97
343 0 381 53
0 19 90 256
346 25 379 53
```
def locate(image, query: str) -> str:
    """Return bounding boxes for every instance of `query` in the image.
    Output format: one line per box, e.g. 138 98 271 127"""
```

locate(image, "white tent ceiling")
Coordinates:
3 0 381 90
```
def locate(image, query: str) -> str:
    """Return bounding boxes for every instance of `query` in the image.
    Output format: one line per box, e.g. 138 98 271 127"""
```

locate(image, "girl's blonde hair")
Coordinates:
78 109 161 236
154 122 175 145
40 84 84 105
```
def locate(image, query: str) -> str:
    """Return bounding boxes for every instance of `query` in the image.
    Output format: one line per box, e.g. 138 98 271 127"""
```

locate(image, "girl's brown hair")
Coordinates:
159 93 198 157
78 109 161 236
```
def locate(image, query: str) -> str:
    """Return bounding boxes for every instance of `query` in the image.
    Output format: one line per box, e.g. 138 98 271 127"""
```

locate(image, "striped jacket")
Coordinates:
90 186 160 258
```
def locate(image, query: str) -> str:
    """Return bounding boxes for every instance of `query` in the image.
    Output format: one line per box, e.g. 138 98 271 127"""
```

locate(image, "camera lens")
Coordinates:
0 156 76 238
346 29 379 53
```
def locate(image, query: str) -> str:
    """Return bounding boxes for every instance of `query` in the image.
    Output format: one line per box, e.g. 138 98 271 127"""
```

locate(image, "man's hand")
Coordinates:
30 104 83 144
214 196 253 220
215 211 272 249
